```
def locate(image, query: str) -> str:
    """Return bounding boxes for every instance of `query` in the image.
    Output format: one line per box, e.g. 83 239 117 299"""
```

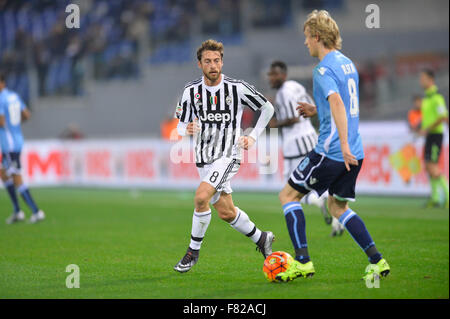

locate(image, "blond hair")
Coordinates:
196 39 224 61
303 10 342 50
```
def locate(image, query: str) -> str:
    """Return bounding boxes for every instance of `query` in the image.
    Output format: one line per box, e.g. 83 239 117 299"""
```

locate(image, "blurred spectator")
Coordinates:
59 123 85 140
358 62 377 110
160 115 181 141
0 0 306 101
33 41 51 97
408 95 422 133
251 0 291 28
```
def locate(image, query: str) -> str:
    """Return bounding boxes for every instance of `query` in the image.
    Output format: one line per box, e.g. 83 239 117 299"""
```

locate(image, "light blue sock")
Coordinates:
4 180 21 213
18 184 39 214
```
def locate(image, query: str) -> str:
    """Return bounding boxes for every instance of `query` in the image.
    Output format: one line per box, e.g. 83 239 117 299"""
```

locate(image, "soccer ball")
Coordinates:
263 251 294 282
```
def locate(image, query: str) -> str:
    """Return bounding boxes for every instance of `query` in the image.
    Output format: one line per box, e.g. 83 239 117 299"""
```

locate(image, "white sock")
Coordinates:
189 210 212 250
229 207 262 244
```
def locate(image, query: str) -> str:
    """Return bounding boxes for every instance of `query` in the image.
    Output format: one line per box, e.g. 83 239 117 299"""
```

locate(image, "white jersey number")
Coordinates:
347 78 359 117
8 100 22 126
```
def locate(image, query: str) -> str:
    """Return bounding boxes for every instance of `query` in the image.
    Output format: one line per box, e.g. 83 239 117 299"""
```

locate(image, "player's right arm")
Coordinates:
175 87 199 136
328 92 358 171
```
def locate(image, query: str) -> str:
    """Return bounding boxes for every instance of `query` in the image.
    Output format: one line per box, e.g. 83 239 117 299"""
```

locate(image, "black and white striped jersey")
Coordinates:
274 80 318 159
175 74 268 166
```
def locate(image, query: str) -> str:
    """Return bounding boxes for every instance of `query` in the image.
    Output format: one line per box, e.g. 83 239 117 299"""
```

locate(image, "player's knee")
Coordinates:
328 196 348 218
13 175 23 187
431 167 441 179
278 190 287 204
278 189 297 205
0 170 8 182
194 192 211 210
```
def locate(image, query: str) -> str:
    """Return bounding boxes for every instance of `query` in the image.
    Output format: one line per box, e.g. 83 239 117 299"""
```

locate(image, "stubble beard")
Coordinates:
204 70 221 85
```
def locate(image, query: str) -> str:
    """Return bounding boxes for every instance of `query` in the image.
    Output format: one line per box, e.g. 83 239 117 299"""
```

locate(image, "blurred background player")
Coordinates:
160 110 181 141
275 10 390 282
408 95 422 134
398 94 423 185
0 73 45 224
173 40 275 273
267 60 344 236
418 69 449 208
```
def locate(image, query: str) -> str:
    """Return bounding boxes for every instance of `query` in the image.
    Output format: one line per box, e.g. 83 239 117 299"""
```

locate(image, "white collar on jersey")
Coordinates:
202 74 224 90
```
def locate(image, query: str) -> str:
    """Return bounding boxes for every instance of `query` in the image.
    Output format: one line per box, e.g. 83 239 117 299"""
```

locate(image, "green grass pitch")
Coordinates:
0 188 448 299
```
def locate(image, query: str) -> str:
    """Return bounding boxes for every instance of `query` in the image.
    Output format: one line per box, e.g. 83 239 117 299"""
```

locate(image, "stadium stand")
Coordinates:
0 0 447 138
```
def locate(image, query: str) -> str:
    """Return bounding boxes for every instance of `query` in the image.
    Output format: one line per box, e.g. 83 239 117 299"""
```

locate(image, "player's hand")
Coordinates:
341 143 358 171
186 119 200 135
297 102 317 118
238 136 255 150
418 129 427 136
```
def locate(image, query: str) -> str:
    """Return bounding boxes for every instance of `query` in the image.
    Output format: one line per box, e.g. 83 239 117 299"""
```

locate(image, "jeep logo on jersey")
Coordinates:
199 110 231 124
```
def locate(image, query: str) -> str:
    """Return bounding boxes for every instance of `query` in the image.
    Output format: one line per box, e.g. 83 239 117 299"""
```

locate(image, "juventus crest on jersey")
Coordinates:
176 74 268 166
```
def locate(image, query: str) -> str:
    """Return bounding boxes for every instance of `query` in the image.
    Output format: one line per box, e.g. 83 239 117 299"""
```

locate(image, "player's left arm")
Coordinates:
21 108 31 122
242 101 275 149
329 92 358 171
0 99 5 127
238 82 274 149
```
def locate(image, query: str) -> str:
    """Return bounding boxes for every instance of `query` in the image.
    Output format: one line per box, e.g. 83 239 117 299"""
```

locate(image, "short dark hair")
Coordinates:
421 68 435 79
270 60 287 74
0 72 5 83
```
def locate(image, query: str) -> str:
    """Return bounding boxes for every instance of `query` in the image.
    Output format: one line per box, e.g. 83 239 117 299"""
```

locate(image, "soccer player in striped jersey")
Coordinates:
173 39 275 273
0 73 45 224
267 61 344 236
275 10 390 282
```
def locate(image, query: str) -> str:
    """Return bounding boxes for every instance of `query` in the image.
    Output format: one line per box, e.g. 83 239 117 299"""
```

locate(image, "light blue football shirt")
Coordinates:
312 50 364 162
0 88 26 153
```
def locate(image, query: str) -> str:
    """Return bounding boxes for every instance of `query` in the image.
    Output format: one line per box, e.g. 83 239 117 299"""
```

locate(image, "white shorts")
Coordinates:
197 157 241 205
